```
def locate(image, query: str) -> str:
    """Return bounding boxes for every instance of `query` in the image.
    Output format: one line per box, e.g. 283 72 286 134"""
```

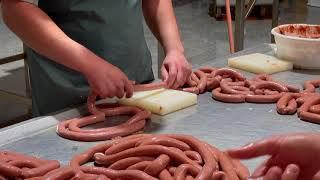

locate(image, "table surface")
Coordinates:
1 44 319 171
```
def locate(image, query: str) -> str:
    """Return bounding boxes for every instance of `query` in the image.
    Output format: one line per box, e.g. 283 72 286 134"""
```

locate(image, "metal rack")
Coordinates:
234 0 279 51
0 45 32 125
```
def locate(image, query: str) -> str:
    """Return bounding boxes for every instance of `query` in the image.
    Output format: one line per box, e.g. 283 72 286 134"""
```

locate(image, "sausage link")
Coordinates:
135 136 191 151
133 82 167 92
230 158 250 180
277 93 299 115
249 81 288 92
309 104 320 114
220 79 253 95
159 169 175 180
80 166 158 180
245 93 283 103
212 88 246 103
212 68 246 81
194 70 207 93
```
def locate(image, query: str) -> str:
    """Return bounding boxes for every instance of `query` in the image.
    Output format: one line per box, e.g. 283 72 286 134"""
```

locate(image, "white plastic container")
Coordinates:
271 24 320 69
308 0 320 7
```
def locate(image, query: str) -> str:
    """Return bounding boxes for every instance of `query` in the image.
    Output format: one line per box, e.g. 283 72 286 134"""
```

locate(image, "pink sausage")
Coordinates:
184 151 203 164
159 169 175 180
230 158 250 180
174 164 199 180
249 81 288 92
133 82 167 92
277 93 298 115
303 80 320 93
245 93 283 103
56 117 147 142
212 88 246 103
217 152 240 180
194 70 208 94
143 154 170 176
93 145 199 168
309 104 320 114
108 156 154 170
264 89 280 95
126 161 151 170
212 68 246 81
80 166 158 180
135 136 191 151
299 111 320 124
206 78 220 91
220 79 253 95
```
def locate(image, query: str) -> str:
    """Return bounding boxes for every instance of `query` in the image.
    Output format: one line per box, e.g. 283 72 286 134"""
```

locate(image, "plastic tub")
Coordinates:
271 24 320 69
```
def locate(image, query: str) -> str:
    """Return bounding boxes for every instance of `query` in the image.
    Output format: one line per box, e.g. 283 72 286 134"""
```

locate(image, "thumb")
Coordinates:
226 136 281 159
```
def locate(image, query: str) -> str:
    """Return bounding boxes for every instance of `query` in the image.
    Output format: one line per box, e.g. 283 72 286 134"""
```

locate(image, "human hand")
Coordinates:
83 59 133 99
226 133 320 180
161 50 192 89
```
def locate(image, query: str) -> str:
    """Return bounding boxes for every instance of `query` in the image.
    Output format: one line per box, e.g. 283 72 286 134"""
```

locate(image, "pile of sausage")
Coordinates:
0 151 60 179
277 80 320 124
57 83 167 142
182 67 320 124
1 134 249 180
182 67 299 102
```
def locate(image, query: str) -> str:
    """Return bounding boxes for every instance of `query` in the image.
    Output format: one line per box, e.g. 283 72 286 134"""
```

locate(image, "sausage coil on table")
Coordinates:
182 67 320 124
70 134 249 180
1 134 249 180
56 82 167 142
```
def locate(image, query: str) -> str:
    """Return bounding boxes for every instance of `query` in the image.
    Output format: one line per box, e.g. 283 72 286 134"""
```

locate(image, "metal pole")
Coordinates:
271 0 279 43
157 42 165 79
235 0 246 52
23 44 32 116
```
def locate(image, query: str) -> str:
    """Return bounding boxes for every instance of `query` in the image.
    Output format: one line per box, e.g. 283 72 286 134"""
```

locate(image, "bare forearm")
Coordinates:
1 0 105 74
142 0 184 54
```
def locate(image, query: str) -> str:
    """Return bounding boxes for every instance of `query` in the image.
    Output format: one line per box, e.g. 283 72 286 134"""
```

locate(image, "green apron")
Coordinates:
26 0 154 116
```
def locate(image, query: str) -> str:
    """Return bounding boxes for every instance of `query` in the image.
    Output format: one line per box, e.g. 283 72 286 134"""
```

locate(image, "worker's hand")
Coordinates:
161 50 192 89
256 164 302 180
226 133 320 180
83 60 133 99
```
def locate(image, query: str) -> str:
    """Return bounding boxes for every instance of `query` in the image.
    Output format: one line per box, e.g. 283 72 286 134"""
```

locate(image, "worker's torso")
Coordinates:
27 0 154 116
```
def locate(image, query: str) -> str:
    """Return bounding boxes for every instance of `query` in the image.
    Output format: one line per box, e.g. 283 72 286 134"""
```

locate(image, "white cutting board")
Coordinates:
228 53 293 74
118 88 197 115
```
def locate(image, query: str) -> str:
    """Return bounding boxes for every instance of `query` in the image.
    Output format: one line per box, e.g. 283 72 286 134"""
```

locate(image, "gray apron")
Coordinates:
26 0 154 116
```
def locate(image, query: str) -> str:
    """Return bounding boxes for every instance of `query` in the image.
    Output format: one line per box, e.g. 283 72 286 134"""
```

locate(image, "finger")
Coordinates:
98 88 109 99
226 136 281 159
263 166 283 180
161 65 169 82
106 83 117 98
124 78 134 98
251 157 273 178
167 62 178 88
312 171 320 180
183 66 192 86
281 164 300 180
173 66 184 89
115 81 125 99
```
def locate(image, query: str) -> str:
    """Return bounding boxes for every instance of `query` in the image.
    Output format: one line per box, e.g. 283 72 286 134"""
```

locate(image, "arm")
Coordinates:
1 0 133 98
1 0 98 74
142 0 191 89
